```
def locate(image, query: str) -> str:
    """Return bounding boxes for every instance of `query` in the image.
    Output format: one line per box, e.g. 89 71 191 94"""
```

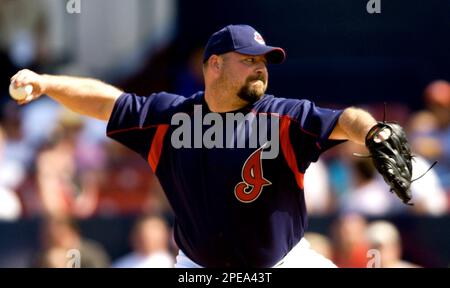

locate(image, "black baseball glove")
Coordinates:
364 122 414 205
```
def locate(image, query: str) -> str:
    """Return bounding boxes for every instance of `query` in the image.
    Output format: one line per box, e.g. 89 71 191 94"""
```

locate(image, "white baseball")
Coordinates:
9 83 33 101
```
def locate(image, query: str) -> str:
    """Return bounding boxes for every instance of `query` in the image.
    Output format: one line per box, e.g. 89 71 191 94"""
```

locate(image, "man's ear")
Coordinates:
209 55 222 71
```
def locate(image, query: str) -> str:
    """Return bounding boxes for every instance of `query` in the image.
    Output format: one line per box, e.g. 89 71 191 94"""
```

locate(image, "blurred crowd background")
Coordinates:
0 0 449 268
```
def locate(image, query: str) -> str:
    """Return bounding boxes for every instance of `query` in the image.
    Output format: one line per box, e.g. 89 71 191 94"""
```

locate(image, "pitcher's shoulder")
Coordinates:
254 94 312 115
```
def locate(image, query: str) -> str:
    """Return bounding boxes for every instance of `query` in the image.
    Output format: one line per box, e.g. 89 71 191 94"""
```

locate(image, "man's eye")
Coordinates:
245 58 255 63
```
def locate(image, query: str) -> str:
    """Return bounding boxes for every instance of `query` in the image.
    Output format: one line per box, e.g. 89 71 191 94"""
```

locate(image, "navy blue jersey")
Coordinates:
107 91 344 267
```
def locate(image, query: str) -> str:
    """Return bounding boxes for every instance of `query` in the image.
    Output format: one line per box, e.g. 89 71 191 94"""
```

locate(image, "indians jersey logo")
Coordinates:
254 32 266 45
234 146 272 203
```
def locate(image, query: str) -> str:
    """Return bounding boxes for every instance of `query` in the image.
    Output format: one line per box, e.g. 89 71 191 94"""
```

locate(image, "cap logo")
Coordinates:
254 31 266 45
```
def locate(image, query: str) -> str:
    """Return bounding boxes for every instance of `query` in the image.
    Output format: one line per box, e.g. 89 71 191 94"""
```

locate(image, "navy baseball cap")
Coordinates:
203 24 286 64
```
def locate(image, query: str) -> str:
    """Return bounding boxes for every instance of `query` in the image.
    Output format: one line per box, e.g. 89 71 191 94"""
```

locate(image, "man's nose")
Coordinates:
255 61 266 74
255 63 266 74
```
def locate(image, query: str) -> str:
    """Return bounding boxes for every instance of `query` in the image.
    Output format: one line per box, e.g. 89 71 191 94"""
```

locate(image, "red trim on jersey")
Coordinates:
148 124 169 172
107 124 160 136
279 117 304 189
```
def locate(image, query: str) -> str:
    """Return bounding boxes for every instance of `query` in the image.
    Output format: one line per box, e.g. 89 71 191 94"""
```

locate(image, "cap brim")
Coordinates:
235 45 286 64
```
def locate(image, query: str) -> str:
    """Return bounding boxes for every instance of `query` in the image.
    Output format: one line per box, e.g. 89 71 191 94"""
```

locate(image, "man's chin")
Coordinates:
237 87 265 103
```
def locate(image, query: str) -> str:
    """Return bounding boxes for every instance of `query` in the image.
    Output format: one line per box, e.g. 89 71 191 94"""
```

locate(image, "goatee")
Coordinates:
237 76 266 103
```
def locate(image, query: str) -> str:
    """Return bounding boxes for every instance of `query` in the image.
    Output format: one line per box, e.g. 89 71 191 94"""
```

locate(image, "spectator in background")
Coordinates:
34 115 100 219
366 221 420 268
0 101 31 183
304 159 335 215
341 142 399 217
97 141 170 217
409 155 447 216
331 213 370 268
36 247 71 268
408 110 442 161
303 232 333 261
112 214 174 268
424 80 450 131
0 125 22 221
34 216 110 268
409 80 450 192
0 183 21 221
326 143 353 205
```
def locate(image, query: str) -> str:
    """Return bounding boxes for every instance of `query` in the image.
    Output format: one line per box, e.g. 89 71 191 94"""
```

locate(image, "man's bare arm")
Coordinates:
10 69 123 121
329 107 377 145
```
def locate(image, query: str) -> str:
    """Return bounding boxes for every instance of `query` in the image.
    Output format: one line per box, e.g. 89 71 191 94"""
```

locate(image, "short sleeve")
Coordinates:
106 92 183 158
291 99 345 164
